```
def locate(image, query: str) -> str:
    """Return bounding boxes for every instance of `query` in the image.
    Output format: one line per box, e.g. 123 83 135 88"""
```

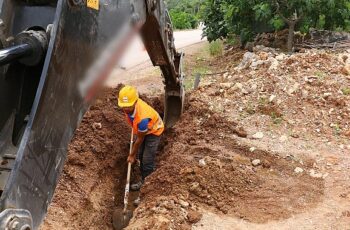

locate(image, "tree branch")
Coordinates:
275 0 303 25
275 1 290 23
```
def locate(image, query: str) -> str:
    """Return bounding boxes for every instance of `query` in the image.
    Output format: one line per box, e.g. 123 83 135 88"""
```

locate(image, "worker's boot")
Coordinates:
130 181 143 191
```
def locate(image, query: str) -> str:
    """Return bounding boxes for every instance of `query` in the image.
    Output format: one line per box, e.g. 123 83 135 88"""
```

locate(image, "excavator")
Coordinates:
0 0 184 229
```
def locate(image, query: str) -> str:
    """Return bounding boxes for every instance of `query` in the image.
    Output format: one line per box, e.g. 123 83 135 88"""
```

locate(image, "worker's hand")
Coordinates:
127 154 136 164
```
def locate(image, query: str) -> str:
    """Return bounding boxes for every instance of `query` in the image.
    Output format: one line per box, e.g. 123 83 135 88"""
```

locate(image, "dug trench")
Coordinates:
42 86 325 229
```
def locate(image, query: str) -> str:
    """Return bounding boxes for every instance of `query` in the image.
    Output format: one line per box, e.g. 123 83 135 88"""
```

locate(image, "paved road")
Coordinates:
118 29 204 69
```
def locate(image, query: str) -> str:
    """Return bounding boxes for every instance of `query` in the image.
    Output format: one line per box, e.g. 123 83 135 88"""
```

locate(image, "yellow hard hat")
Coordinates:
118 85 139 107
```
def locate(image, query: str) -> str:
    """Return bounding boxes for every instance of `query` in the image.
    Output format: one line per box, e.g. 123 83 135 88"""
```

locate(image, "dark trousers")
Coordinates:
137 134 161 180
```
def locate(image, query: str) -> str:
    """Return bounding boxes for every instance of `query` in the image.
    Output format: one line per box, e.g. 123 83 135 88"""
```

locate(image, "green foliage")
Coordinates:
166 0 204 15
169 10 198 29
209 40 223 56
253 3 272 21
269 15 285 30
345 20 350 31
316 14 326 29
201 0 350 42
226 34 239 45
166 0 204 30
202 0 229 41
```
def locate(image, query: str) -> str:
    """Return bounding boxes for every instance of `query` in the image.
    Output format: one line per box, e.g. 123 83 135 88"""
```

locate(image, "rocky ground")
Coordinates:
42 42 350 229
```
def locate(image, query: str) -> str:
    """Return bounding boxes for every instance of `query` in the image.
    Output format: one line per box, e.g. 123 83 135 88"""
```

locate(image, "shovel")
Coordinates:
113 129 134 230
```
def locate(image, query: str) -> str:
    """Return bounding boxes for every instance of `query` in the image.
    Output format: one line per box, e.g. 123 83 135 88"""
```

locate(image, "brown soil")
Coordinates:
126 97 324 229
42 85 324 230
42 43 350 230
41 86 130 229
41 86 166 230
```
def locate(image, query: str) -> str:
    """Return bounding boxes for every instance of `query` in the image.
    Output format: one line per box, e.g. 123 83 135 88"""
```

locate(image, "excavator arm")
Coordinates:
140 2 184 126
0 0 184 229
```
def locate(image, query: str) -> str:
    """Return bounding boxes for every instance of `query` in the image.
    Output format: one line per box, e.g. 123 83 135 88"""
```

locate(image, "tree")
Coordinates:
169 10 198 29
201 0 350 51
165 0 205 15
201 0 229 41
272 0 310 52
165 0 205 29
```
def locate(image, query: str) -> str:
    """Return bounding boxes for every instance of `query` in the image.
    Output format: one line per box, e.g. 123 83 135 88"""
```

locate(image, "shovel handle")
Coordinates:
129 129 134 155
123 129 134 212
123 162 132 213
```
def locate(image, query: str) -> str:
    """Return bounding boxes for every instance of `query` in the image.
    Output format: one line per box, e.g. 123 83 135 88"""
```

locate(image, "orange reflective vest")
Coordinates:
124 99 164 136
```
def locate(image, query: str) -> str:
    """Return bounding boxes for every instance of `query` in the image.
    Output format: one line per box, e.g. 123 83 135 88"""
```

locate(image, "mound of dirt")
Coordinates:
42 83 325 230
42 45 346 230
126 97 324 229
206 46 350 140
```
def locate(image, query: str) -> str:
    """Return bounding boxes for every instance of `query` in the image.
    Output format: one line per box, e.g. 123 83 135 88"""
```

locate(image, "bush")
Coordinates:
201 0 350 49
209 40 223 56
169 10 199 30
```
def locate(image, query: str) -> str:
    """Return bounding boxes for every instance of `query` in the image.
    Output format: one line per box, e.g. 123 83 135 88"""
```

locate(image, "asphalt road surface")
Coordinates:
117 29 204 69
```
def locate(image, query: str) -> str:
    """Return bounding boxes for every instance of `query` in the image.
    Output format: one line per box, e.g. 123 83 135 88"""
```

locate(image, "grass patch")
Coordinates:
314 71 327 80
184 66 209 90
333 124 341 136
226 34 239 46
209 40 223 56
341 87 350 95
183 42 215 90
258 97 269 106
245 103 256 115
271 112 283 125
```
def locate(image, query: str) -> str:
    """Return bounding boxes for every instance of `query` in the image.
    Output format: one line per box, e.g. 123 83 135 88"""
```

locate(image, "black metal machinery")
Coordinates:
0 0 185 229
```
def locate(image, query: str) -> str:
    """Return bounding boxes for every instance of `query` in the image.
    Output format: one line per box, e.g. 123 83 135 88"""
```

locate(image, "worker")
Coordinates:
118 85 164 192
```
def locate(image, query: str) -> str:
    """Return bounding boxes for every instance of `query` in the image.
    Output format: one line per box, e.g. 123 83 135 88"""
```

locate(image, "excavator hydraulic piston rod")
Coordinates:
0 30 48 67
0 44 32 66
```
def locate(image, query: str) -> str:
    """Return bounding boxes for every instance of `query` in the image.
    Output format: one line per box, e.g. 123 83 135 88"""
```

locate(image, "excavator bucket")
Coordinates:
140 9 185 128
164 52 185 128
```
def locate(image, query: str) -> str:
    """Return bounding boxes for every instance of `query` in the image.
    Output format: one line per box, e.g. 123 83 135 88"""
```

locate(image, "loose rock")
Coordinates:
252 159 261 166
309 169 323 178
252 132 264 139
198 159 206 167
179 200 190 208
92 122 102 130
187 211 202 224
279 135 288 142
294 167 304 174
249 147 256 152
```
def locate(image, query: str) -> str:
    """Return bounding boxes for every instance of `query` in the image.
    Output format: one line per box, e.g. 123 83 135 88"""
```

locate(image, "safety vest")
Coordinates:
124 99 164 136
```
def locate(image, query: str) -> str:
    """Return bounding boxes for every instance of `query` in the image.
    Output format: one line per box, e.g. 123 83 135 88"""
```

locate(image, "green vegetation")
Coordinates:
271 112 283 125
209 40 223 56
201 0 350 51
314 71 327 80
169 10 198 29
166 0 204 29
341 87 350 95
333 123 341 136
258 97 269 106
182 43 215 90
245 103 256 115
